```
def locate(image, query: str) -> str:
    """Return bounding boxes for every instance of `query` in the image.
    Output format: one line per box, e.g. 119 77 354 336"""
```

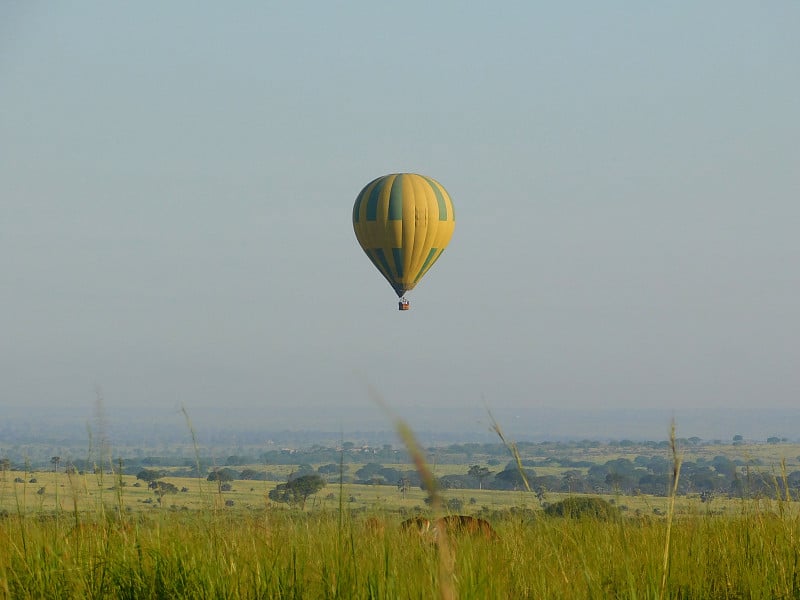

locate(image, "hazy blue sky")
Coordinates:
2 3 799 440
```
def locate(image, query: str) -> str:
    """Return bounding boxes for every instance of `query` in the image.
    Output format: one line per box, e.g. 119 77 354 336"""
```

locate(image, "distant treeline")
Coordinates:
4 437 797 502
116 452 800 501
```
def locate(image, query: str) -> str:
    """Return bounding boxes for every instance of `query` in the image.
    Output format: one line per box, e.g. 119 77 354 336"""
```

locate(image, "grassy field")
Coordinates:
3 465 800 598
0 468 780 518
2 496 800 598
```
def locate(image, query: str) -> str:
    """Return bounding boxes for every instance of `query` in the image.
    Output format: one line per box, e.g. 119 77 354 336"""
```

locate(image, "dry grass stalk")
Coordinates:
659 419 683 600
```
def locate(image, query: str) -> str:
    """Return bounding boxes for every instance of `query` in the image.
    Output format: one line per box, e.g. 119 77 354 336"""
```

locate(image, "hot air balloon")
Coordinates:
353 173 455 310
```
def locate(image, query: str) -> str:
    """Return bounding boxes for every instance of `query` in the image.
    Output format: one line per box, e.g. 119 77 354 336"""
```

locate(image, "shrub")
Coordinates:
544 496 619 520
446 497 464 511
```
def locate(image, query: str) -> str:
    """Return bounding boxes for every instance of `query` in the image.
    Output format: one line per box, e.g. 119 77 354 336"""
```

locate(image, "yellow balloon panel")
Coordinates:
353 173 455 297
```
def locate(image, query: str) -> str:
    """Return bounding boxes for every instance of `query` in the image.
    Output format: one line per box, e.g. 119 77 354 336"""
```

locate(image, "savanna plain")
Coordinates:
3 430 800 599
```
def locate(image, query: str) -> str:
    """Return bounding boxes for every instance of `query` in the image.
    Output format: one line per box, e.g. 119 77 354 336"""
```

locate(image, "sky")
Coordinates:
2 2 799 441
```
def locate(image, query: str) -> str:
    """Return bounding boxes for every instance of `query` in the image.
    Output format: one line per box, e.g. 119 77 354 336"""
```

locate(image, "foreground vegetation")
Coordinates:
4 429 800 597
2 498 800 599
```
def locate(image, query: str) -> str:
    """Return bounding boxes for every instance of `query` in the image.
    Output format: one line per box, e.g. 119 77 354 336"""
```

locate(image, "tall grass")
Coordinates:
486 407 532 494
372 384 456 600
4 505 800 599
659 420 683 600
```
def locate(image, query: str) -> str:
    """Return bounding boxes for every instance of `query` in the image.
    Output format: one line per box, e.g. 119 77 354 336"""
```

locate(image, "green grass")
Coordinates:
3 502 800 599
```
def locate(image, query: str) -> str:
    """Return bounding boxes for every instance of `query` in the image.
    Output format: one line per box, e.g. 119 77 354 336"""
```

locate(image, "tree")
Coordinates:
712 456 737 479
560 470 591 494
397 477 411 498
467 465 491 490
637 473 670 495
355 463 385 481
604 472 632 492
137 469 165 483
787 471 800 489
240 468 265 480
439 474 472 489
268 474 325 509
51 456 61 473
688 467 720 492
207 468 238 482
492 467 535 491
150 480 179 503
646 456 670 476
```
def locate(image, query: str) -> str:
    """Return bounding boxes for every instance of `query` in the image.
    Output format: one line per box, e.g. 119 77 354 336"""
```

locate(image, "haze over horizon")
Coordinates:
3 4 799 444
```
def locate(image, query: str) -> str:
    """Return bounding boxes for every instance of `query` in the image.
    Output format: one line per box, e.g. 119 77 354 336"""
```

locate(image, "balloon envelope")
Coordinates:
353 173 455 297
